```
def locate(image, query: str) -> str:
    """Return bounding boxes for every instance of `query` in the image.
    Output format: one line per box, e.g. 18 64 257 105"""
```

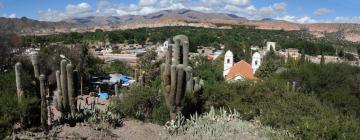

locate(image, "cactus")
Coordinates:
66 63 76 116
31 53 40 79
115 84 119 96
55 70 63 111
39 74 48 129
139 71 145 87
60 60 69 112
15 62 24 99
161 35 203 120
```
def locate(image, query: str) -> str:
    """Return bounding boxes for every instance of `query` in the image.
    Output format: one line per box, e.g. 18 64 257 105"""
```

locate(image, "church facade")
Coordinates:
223 41 276 82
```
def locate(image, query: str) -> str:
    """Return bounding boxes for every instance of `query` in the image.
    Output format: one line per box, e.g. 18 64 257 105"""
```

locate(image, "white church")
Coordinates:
223 42 276 82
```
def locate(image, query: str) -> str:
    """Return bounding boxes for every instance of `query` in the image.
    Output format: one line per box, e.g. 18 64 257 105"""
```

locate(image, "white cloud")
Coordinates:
39 0 360 24
276 15 316 23
38 2 92 21
38 9 66 21
314 8 332 16
333 16 360 23
273 2 287 11
139 0 158 6
2 13 17 18
8 13 16 18
227 0 250 6
65 2 92 16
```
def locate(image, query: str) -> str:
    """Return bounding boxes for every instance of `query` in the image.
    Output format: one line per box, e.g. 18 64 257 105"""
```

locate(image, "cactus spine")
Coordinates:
60 60 69 112
31 53 40 79
161 35 203 120
15 62 24 99
67 63 76 116
39 74 48 129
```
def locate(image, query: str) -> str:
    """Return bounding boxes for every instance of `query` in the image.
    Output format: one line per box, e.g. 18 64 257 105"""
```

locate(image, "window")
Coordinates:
227 59 230 63
255 60 258 65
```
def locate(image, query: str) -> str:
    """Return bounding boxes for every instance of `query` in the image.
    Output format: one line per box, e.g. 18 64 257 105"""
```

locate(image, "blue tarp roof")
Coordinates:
99 92 109 100
120 75 130 84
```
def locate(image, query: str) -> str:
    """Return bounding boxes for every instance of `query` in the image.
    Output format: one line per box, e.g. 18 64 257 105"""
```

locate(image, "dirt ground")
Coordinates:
11 119 164 140
55 119 164 140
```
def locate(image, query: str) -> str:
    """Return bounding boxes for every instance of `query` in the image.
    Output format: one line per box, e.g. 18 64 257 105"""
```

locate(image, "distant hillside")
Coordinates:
64 9 247 25
1 9 360 42
0 17 76 35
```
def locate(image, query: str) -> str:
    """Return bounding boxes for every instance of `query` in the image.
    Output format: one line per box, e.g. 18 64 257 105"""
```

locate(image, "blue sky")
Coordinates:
0 0 359 23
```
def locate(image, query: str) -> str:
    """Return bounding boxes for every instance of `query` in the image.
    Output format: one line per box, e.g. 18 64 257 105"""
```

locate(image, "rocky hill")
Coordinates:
1 9 360 42
64 9 247 25
0 17 77 35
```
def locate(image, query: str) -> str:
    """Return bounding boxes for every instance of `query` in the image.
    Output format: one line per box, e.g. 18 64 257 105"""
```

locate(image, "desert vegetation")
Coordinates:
1 26 360 139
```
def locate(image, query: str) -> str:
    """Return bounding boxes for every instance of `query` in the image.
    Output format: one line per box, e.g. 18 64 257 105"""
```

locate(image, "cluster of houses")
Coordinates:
158 40 360 83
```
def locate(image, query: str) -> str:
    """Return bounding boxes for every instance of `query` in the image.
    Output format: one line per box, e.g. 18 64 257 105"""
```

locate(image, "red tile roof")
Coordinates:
225 60 255 81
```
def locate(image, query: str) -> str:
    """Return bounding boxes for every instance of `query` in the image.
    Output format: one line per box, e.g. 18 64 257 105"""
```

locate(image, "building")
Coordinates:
223 50 234 77
212 50 224 60
266 42 276 52
223 50 260 81
279 48 301 61
286 48 300 59
251 52 261 73
225 60 256 82
197 46 215 56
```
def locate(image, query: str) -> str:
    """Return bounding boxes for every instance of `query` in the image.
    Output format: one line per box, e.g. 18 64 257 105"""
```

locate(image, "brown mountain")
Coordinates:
1 9 359 42
0 17 77 35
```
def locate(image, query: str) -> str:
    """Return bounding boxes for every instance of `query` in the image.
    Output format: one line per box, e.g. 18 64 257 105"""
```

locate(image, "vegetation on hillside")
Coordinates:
23 26 360 57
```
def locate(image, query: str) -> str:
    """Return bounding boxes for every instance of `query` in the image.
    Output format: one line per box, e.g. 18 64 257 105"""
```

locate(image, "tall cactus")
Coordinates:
15 62 24 99
55 70 63 111
60 60 69 112
39 74 48 129
31 53 40 79
139 71 145 87
115 84 119 96
160 35 203 120
67 63 76 116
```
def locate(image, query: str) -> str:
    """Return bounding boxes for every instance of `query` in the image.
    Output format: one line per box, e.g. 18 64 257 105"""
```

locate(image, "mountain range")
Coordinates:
1 9 360 42
64 9 247 25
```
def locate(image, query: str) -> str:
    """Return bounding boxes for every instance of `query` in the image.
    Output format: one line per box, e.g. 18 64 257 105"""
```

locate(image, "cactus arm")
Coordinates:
66 63 76 116
182 40 189 67
15 62 24 98
39 74 48 128
31 53 40 79
175 65 185 107
60 59 69 112
185 66 193 94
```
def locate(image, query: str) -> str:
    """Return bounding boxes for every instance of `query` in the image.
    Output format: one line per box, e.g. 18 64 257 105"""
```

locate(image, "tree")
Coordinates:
255 58 278 78
243 42 252 63
78 44 89 95
338 49 344 58
300 49 306 64
137 48 159 82
320 53 325 65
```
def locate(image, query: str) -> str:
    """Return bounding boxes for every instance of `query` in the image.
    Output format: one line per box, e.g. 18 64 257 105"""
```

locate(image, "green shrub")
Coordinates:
0 71 38 139
109 84 167 123
151 101 169 125
162 107 292 139
225 79 360 140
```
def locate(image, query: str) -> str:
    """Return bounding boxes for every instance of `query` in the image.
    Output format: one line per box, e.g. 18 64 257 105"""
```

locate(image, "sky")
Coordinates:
0 0 359 23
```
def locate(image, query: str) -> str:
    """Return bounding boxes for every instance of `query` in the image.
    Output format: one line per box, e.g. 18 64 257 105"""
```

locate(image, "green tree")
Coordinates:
320 53 325 65
137 48 159 82
255 58 278 78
